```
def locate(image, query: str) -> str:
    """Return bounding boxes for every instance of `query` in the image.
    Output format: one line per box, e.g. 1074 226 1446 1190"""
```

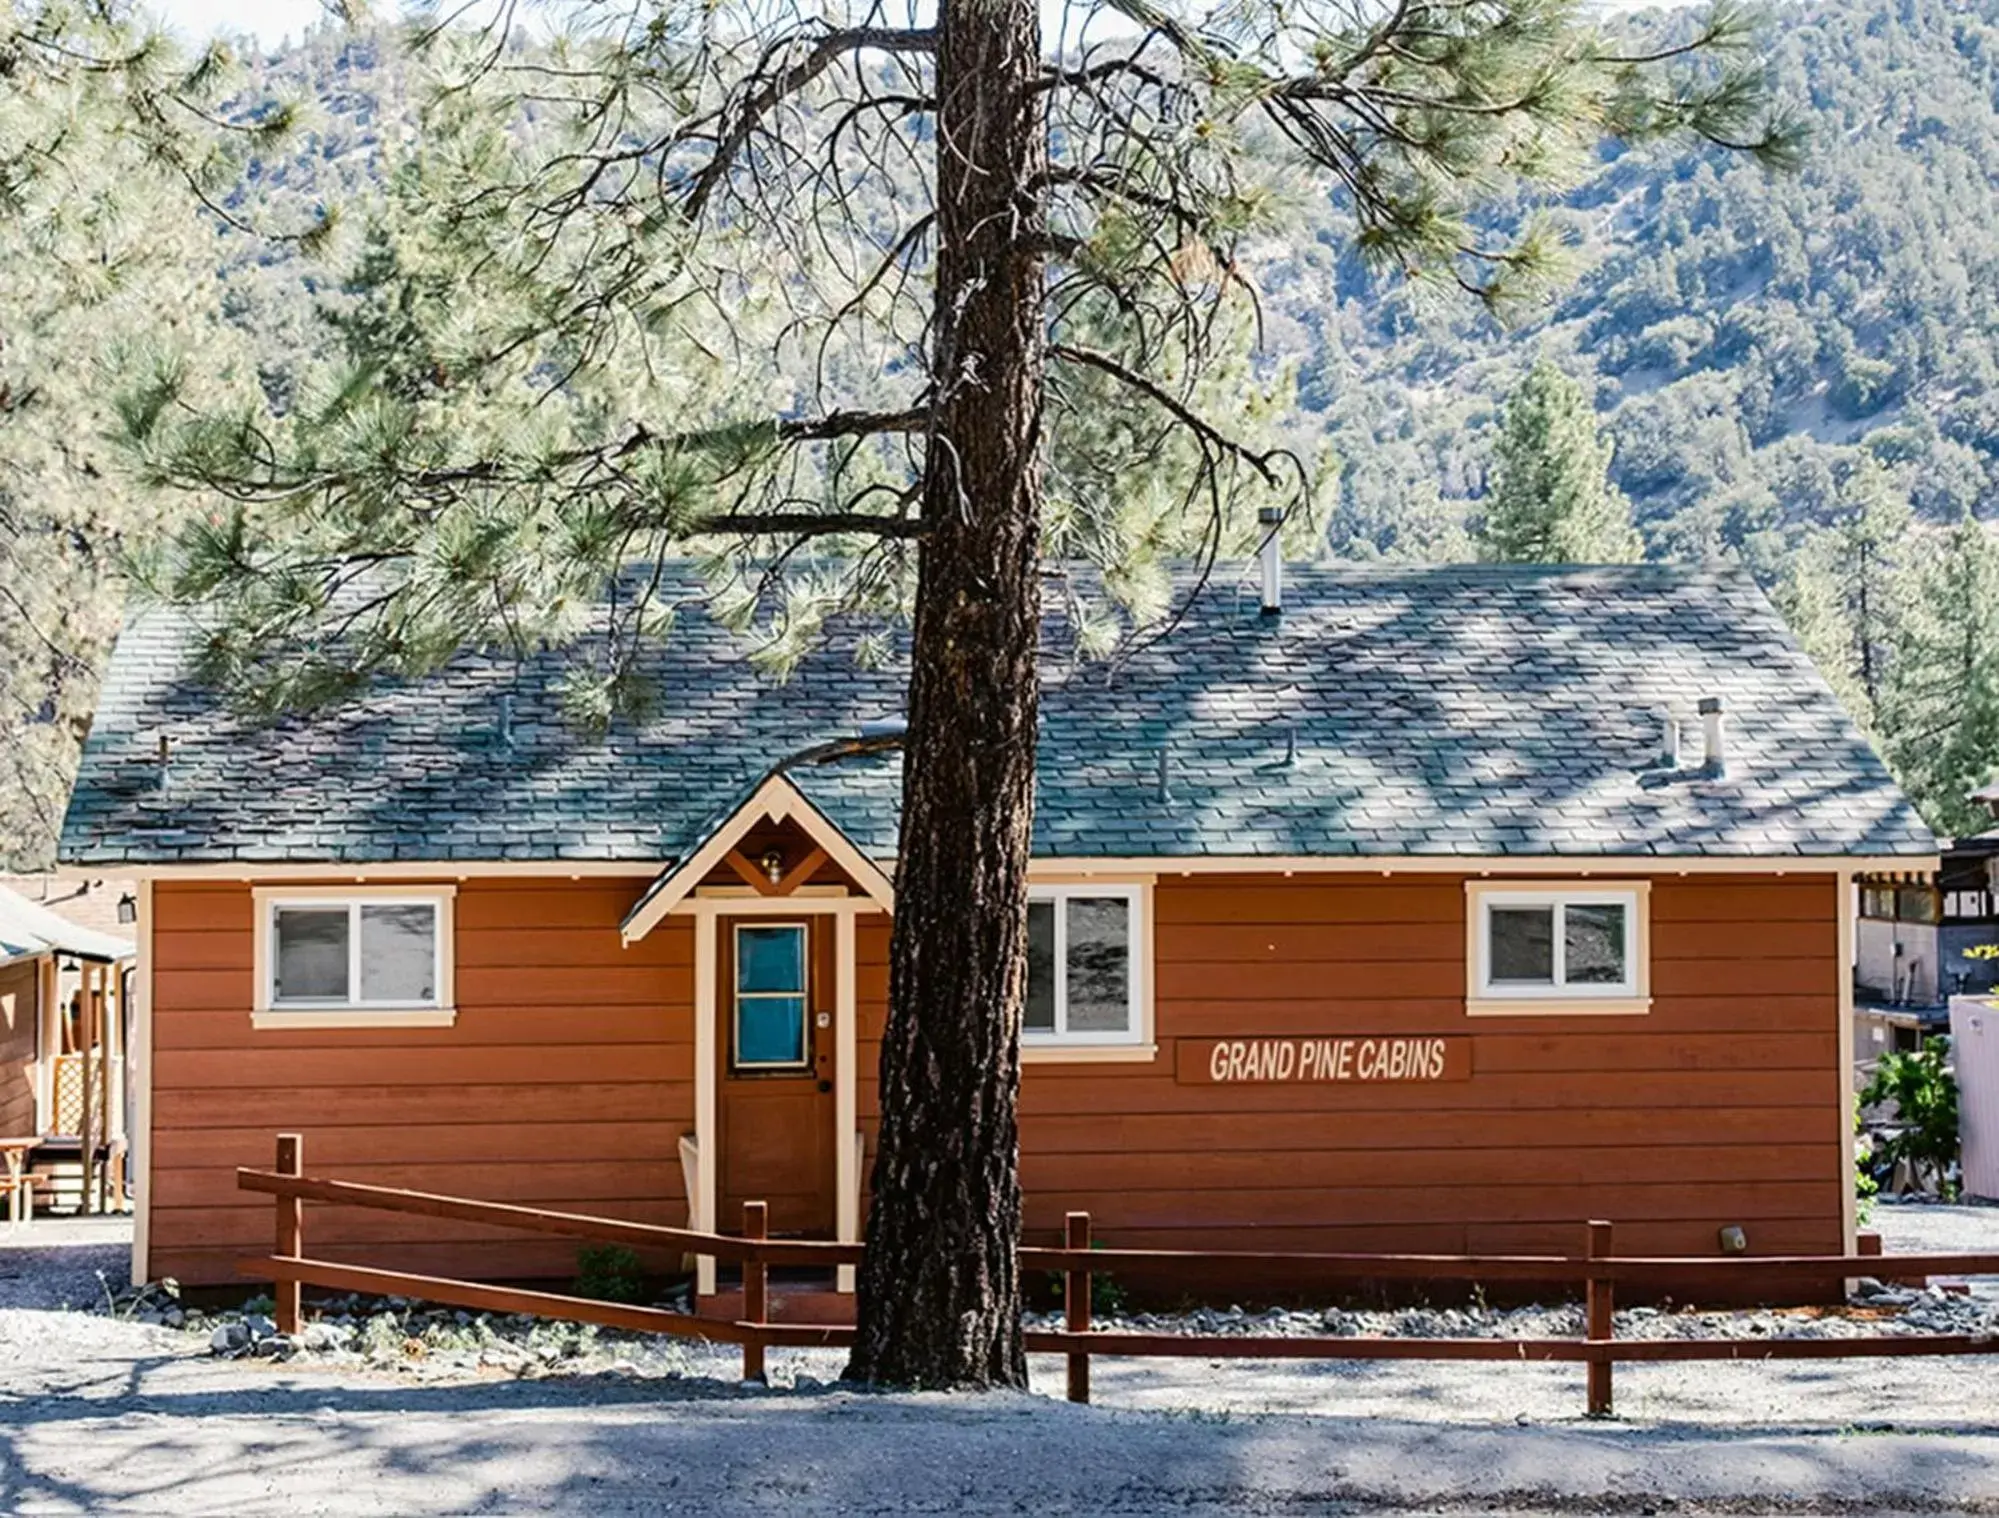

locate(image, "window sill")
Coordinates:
1021 1042 1157 1064
251 1006 458 1030
1465 997 1651 1018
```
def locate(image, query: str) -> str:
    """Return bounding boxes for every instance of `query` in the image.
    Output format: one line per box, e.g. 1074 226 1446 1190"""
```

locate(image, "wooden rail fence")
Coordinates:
238 1135 1999 1417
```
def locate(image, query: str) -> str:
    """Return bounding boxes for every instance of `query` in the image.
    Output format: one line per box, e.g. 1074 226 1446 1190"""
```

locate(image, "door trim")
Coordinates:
688 896 877 1296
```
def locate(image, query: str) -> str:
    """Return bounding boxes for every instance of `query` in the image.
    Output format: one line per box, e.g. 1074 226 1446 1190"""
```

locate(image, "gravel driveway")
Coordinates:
6 1209 1999 1514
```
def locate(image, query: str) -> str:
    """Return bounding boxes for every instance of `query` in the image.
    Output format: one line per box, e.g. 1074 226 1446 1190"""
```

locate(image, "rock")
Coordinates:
245 1314 277 1341
163 1308 185 1329
210 1322 249 1354
301 1324 336 1352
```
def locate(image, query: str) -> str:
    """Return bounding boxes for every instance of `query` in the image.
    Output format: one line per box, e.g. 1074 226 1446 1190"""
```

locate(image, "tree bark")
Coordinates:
845 0 1045 1389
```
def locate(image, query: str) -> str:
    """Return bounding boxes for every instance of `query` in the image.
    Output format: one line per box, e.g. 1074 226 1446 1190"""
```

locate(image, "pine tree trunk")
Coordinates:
844 0 1045 1389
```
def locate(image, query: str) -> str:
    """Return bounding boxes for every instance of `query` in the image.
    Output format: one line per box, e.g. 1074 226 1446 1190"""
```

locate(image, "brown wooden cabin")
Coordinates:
0 878 137 1213
57 565 1939 1304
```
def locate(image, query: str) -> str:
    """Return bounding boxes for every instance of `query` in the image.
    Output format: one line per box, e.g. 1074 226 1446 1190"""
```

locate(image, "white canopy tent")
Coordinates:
0 885 133 966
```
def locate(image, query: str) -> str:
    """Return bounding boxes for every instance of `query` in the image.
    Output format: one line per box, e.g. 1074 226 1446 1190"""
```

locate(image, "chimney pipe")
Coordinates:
1697 696 1727 779
1658 710 1682 771
1258 506 1284 617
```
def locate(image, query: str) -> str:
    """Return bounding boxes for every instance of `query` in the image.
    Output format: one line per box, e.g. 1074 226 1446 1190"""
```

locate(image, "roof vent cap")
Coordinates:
1697 695 1728 780
1258 506 1284 617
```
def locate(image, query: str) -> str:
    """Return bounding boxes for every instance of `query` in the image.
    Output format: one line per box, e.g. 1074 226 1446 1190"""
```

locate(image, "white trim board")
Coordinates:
82 851 1941 885
130 881 154 1288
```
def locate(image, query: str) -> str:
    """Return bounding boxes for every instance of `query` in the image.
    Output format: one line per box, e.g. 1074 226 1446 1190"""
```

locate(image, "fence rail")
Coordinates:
236 1135 1999 1417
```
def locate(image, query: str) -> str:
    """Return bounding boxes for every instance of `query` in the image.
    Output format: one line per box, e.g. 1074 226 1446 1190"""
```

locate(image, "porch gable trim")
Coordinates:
620 773 894 945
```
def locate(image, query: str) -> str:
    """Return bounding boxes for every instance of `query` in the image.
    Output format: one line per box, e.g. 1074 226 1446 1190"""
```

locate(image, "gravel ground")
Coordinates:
8 1210 1999 1514
1875 1196 1999 1297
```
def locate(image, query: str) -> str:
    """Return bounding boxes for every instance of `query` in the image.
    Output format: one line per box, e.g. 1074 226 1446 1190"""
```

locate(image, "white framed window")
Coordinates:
251 886 456 1029
1021 882 1154 1060
1465 882 1650 1016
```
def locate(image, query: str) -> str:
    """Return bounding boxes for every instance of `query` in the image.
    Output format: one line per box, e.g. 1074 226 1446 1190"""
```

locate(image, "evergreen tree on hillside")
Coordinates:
1778 455 1912 730
1884 510 1999 836
1835 456 1913 717
1776 547 1869 721
1479 359 1642 564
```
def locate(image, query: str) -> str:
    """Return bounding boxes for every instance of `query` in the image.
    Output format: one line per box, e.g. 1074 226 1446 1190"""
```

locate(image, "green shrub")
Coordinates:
1854 1118 1879 1225
575 1244 645 1304
1861 1036 1960 1198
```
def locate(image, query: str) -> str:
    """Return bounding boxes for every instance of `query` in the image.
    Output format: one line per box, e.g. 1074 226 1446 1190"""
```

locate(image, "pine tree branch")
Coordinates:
1031 52 1179 98
680 26 939 220
1048 343 1284 488
695 511 928 539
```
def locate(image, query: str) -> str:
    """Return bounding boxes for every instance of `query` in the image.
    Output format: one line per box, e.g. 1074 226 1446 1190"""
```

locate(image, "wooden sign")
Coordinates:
1178 1036 1471 1085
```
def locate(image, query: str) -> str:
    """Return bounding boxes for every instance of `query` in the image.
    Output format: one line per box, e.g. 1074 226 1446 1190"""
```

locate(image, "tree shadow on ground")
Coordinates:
6 1349 1999 1515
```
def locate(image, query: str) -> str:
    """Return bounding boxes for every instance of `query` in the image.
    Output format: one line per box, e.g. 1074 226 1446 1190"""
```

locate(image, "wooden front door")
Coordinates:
717 917 836 1235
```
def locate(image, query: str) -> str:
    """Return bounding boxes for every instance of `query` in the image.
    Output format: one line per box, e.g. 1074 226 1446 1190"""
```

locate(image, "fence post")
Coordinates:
274 1134 303 1336
1065 1210 1092 1405
742 1200 768 1385
1585 1218 1613 1419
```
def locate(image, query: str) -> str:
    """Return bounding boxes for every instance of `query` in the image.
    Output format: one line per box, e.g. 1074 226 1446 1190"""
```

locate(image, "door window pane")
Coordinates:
737 995 807 1066
360 904 437 1003
738 925 806 993
736 925 808 1067
1488 907 1554 983
274 908 349 1003
1024 901 1056 1032
1065 897 1130 1033
1563 903 1627 985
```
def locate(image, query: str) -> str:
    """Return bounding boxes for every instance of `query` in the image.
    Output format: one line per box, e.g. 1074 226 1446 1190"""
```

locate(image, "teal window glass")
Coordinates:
735 924 808 1067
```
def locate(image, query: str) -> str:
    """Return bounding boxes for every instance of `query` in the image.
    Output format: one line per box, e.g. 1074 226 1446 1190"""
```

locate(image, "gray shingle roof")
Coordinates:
57 564 1937 867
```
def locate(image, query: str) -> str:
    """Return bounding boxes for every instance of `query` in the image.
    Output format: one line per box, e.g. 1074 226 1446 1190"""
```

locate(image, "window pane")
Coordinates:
1024 901 1056 1032
1563 904 1627 986
275 908 349 1003
737 995 807 1065
1065 897 1130 1033
1488 907 1554 984
738 926 806 994
360 904 437 1003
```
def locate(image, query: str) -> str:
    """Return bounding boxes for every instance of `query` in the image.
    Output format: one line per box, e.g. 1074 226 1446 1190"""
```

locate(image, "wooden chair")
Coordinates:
0 1166 34 1227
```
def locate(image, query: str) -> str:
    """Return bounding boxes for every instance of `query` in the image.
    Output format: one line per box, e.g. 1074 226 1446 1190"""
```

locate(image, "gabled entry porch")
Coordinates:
622 772 893 1297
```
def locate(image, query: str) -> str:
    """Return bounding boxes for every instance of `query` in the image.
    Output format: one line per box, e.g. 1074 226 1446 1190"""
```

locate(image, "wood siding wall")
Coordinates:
148 870 1842 1286
148 879 690 1285
1015 873 1843 1258
0 959 38 1138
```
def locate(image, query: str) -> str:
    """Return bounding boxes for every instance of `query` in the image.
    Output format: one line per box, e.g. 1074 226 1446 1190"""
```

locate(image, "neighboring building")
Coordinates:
1853 834 1999 1072
0 877 136 1211
58 565 1936 1295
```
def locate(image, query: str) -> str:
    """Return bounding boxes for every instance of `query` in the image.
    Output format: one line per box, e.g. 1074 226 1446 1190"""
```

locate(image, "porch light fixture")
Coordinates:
760 849 785 886
116 892 137 925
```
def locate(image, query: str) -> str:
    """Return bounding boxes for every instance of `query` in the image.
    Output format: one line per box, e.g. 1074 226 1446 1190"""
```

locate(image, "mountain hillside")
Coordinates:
1263 0 1999 569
